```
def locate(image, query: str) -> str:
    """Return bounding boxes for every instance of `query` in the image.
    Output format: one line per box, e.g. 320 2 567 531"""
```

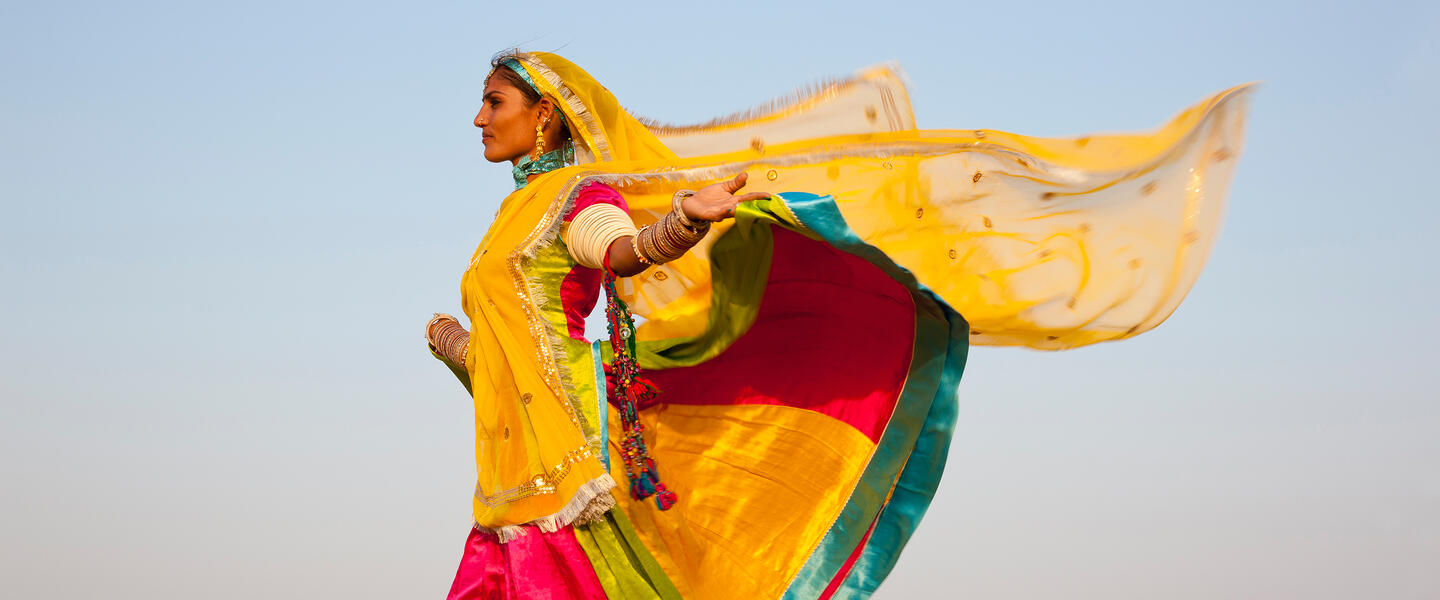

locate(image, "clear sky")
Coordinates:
2 1 1436 598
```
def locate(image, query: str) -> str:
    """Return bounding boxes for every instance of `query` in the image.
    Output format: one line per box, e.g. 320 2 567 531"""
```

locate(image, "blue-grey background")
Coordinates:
2 1 1436 597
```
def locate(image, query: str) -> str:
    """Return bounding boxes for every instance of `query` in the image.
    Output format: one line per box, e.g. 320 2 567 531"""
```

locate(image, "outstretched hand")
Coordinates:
681 172 769 222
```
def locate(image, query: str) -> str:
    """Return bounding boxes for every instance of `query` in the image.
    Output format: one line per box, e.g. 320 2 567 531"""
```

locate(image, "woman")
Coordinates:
428 51 1250 599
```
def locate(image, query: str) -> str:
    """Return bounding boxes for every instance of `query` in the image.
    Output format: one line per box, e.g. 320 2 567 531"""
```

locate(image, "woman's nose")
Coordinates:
473 110 485 128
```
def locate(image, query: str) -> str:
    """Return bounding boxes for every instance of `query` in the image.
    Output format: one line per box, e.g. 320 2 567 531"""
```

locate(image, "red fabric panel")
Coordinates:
646 227 915 443
446 526 607 600
560 267 603 341
563 181 627 221
560 182 630 340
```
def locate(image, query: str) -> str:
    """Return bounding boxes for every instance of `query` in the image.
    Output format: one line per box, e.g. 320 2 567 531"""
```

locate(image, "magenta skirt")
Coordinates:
446 525 607 599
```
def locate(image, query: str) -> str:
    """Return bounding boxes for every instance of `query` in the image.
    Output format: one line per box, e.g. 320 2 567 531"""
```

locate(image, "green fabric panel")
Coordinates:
525 239 606 453
573 511 682 600
609 509 683 600
571 523 627 599
563 336 605 456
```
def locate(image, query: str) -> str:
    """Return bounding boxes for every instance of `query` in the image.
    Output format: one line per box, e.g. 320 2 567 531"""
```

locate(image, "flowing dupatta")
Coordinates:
459 52 1250 592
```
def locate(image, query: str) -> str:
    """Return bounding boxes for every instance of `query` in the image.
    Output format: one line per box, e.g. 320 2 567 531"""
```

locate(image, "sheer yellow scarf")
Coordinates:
460 52 1251 538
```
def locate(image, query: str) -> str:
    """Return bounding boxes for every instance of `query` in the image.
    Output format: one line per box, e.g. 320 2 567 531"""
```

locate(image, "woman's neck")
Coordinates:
511 147 571 190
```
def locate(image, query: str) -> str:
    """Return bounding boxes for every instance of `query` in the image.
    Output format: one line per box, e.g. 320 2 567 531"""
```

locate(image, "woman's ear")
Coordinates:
536 97 555 124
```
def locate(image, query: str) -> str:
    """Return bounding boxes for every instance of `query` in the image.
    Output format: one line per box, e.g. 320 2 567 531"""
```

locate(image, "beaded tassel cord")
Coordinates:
602 257 678 511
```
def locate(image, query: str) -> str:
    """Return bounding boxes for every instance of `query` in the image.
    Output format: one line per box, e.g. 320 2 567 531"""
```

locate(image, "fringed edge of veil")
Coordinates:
473 474 618 543
633 72 874 134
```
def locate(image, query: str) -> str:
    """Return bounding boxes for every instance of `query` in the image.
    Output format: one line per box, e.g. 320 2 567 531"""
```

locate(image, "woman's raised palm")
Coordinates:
681 172 770 222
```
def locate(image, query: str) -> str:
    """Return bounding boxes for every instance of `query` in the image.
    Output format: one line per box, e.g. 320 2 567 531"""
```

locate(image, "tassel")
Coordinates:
626 377 660 411
602 254 678 511
632 476 656 498
654 485 677 510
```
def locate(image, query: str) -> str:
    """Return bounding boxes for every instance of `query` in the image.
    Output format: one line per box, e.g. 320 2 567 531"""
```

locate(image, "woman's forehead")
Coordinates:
482 76 521 97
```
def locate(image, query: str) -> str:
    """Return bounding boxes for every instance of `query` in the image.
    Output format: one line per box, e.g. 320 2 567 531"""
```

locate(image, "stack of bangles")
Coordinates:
633 190 711 265
427 315 470 367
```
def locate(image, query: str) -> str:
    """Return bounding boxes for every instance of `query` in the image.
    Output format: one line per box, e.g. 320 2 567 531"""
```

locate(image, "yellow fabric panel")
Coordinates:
606 403 877 600
462 180 613 537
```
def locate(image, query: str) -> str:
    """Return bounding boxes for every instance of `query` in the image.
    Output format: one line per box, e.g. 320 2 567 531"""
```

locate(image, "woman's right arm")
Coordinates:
426 313 473 395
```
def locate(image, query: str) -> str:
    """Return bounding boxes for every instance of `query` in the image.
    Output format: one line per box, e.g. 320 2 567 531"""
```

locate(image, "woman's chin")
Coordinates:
483 148 519 164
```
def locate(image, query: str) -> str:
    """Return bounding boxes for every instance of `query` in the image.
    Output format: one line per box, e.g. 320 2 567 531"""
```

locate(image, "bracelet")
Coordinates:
672 189 700 228
634 210 708 264
426 315 471 367
426 313 449 341
632 226 653 265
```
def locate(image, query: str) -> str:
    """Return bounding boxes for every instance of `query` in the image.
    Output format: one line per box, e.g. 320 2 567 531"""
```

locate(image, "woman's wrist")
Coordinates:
672 189 704 227
426 314 471 367
634 210 708 265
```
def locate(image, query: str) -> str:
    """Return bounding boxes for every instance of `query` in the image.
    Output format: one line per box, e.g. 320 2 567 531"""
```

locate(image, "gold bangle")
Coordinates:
426 313 449 342
672 190 700 228
632 227 654 265
636 211 708 265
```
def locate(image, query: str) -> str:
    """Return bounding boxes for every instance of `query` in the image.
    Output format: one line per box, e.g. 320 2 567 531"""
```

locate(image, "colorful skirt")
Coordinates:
452 191 968 599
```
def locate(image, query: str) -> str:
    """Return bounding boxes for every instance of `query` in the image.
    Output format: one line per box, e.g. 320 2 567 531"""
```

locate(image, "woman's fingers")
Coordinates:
690 176 768 221
722 172 748 193
714 192 770 220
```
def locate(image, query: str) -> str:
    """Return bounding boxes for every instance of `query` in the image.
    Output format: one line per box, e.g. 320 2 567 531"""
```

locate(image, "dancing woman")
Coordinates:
427 51 1250 599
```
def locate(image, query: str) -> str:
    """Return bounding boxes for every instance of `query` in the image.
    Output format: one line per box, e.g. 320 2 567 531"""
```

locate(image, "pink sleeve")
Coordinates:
563 182 629 222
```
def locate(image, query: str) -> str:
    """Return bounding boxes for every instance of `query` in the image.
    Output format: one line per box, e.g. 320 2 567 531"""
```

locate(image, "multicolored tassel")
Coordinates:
602 258 678 511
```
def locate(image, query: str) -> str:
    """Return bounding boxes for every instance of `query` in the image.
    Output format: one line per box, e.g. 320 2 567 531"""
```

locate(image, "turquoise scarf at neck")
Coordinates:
512 146 572 190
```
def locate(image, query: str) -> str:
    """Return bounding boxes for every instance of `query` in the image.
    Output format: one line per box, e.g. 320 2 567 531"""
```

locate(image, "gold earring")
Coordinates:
533 119 547 159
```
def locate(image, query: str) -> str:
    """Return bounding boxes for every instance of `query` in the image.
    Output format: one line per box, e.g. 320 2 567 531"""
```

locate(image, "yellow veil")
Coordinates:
459 51 1250 540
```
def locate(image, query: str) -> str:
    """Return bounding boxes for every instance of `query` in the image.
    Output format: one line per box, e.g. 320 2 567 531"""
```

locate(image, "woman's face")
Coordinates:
474 77 541 164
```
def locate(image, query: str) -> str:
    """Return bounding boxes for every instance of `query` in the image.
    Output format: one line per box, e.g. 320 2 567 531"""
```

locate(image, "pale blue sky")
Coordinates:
2 1 1437 598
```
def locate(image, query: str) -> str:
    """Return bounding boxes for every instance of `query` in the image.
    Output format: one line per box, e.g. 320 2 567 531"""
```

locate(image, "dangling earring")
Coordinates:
532 118 547 160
